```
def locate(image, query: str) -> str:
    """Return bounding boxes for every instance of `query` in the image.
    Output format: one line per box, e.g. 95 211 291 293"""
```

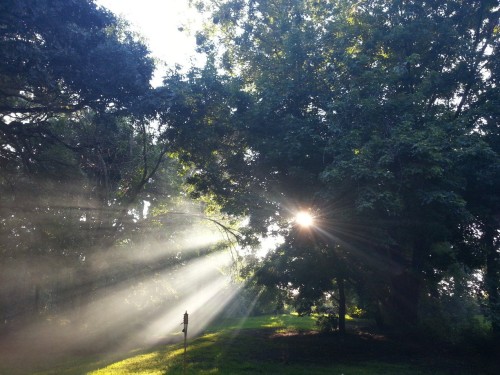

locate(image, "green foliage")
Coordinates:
1 0 499 366
316 314 339 333
0 0 154 116
418 265 492 345
166 0 500 333
0 0 160 247
347 306 367 319
0 0 185 330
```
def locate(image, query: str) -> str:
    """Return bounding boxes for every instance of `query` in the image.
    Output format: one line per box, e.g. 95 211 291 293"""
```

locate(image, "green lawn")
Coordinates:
30 314 494 375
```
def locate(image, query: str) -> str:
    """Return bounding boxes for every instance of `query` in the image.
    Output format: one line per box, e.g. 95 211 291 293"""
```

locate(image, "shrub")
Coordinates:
347 306 367 318
316 314 339 332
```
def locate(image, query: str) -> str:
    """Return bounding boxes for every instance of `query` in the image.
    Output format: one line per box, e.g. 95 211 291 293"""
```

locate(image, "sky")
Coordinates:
95 0 205 83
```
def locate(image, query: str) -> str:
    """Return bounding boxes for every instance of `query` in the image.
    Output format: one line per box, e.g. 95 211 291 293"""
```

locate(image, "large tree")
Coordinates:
0 0 176 324
162 0 500 331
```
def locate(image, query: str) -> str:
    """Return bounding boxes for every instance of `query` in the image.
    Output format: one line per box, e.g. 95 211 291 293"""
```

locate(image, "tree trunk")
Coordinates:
484 223 500 337
337 277 346 335
388 237 426 328
389 271 420 327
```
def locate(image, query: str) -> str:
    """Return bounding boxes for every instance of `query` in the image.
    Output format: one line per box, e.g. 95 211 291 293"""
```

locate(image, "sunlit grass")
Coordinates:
91 347 185 375
34 314 486 375
31 314 323 374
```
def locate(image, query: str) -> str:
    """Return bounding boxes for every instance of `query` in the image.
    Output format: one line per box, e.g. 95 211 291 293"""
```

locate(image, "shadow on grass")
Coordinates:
183 327 494 375
18 315 499 375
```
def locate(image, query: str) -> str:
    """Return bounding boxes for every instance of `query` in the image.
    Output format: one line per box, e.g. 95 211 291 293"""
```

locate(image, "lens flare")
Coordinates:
295 211 314 227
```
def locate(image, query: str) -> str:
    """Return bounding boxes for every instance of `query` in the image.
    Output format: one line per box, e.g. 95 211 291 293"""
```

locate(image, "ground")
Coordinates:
1 315 498 374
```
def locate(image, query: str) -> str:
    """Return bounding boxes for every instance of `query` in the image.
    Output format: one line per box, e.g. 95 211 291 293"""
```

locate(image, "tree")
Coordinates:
0 0 153 115
255 222 363 333
457 39 500 337
0 0 175 324
162 0 500 332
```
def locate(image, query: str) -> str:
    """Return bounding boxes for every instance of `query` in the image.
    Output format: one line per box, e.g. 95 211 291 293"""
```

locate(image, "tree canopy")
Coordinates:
0 0 188 329
1 0 499 350
160 0 500 334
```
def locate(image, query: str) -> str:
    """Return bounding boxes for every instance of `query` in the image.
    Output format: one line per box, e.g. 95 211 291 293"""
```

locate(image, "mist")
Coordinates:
0 190 242 373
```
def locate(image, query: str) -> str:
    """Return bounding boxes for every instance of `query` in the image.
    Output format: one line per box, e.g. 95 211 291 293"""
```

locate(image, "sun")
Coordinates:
295 211 314 227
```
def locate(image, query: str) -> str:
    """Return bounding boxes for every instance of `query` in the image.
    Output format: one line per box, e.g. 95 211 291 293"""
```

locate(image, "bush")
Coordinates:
316 314 338 332
419 292 490 346
347 306 367 318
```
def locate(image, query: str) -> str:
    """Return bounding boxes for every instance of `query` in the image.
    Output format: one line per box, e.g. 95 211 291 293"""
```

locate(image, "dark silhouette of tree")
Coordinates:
161 0 500 333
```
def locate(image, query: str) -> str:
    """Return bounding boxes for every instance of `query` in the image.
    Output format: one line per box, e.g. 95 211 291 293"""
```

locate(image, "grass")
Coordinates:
25 314 497 375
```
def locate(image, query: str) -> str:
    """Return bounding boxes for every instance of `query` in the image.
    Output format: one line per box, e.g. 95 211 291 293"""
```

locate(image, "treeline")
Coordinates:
0 0 205 328
158 0 500 343
1 0 499 350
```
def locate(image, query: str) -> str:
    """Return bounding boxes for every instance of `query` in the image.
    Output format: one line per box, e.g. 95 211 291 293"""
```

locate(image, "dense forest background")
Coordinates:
1 0 499 364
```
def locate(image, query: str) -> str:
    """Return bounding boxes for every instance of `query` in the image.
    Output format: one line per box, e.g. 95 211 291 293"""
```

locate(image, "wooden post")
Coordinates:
182 311 188 374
